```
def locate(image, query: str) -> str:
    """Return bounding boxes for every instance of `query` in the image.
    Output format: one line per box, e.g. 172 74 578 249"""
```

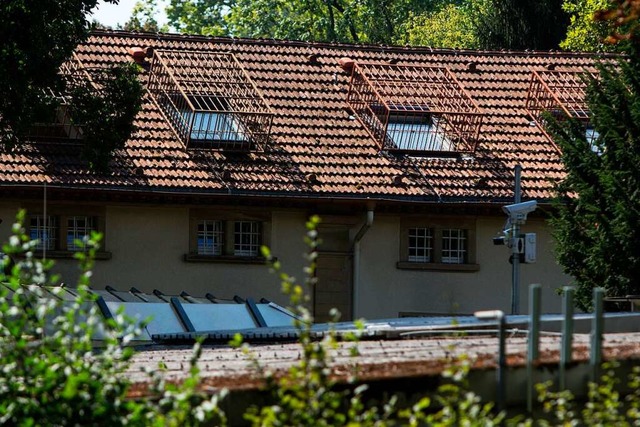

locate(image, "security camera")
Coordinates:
502 200 537 223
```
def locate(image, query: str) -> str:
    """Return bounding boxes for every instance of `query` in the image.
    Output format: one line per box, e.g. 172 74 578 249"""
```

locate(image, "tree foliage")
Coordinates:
561 0 615 51
0 211 226 425
399 2 482 48
69 64 143 172
549 37 640 310
162 0 438 43
475 0 570 50
123 0 167 32
0 0 144 172
0 0 107 142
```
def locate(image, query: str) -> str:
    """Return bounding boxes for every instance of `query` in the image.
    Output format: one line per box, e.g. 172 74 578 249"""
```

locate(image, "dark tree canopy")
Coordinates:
0 0 105 142
549 39 640 309
0 0 143 172
475 0 570 50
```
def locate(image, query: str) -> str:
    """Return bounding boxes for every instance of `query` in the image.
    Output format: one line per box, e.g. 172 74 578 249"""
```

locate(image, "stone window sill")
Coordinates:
183 254 267 265
396 261 480 272
31 250 112 260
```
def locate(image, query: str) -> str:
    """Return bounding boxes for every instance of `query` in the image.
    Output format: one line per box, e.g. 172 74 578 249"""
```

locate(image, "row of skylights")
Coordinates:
26 46 598 158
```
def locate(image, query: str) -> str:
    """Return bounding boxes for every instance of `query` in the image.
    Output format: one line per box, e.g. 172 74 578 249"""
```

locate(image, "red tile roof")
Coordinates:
0 30 611 203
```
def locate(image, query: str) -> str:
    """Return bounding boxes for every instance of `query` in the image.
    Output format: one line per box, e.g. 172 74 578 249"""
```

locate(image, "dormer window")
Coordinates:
148 50 274 151
347 63 483 156
526 69 599 151
386 111 452 152
172 95 248 147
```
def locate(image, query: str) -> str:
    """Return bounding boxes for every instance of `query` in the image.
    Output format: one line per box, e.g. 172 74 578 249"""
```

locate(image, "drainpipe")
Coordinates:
352 208 374 319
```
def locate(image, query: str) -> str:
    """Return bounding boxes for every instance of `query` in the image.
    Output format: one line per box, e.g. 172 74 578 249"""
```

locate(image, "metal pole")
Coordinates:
511 165 522 315
515 164 522 204
591 288 604 382
560 286 574 390
527 283 541 413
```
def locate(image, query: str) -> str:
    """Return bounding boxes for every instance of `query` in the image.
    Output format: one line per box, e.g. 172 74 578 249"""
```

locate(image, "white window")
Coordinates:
400 218 476 269
408 227 432 263
189 214 268 260
234 221 261 257
197 220 224 255
29 215 58 251
189 111 246 142
26 208 106 256
67 216 95 251
387 113 452 151
441 228 467 264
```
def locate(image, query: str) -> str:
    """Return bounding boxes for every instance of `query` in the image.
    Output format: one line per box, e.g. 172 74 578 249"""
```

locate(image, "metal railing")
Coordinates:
347 63 483 155
148 50 274 150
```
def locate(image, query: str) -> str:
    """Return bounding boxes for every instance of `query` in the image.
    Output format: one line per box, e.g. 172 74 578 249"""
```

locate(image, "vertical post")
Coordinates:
559 286 574 390
514 164 522 204
591 288 604 382
474 310 507 411
527 283 541 413
43 181 47 261
497 311 507 411
511 165 522 315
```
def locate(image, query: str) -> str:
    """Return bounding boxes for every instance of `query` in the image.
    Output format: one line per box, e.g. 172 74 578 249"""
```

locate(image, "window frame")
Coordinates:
398 216 478 272
385 111 452 152
186 209 270 263
24 205 110 259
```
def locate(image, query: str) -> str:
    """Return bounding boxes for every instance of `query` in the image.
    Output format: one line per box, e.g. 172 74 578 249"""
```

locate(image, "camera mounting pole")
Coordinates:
512 165 521 315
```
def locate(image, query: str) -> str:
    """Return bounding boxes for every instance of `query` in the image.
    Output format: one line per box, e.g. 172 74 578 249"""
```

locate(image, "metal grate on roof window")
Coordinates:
346 63 484 156
525 70 599 148
148 50 274 151
23 53 96 141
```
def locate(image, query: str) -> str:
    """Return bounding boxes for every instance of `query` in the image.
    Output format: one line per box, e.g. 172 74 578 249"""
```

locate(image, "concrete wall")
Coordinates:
0 203 570 318
354 214 570 319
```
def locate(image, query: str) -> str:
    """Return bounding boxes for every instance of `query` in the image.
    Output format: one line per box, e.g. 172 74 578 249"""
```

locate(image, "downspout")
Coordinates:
352 208 374 319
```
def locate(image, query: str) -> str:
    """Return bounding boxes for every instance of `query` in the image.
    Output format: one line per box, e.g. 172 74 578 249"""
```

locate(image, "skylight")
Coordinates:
346 63 483 155
148 50 274 150
526 69 599 149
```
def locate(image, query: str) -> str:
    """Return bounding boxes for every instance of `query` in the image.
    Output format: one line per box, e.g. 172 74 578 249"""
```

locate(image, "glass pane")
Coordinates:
197 220 223 255
29 215 58 250
234 221 261 257
408 227 432 263
442 228 467 264
387 116 452 151
67 216 94 251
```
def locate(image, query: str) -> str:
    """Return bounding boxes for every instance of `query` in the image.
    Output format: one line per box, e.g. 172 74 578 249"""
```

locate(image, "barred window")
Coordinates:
29 215 58 251
67 216 95 251
408 227 432 263
234 221 261 257
197 220 224 255
441 228 467 264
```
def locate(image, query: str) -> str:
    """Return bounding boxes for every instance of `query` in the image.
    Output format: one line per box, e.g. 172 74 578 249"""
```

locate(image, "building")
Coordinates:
0 30 604 320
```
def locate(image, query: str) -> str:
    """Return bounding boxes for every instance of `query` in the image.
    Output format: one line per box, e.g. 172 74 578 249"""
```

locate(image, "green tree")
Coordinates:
399 1 483 48
474 0 570 50
549 36 640 310
0 0 106 142
0 0 143 171
0 211 226 425
561 0 616 51
161 0 438 43
124 0 167 32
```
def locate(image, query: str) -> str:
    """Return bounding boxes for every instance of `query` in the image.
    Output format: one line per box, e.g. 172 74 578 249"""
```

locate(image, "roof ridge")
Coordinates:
90 29 623 59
